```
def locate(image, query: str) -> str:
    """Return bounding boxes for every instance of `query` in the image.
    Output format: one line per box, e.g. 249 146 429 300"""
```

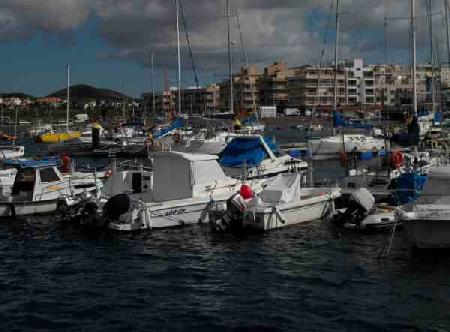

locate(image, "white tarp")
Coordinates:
153 153 192 202
259 173 300 204
349 188 374 211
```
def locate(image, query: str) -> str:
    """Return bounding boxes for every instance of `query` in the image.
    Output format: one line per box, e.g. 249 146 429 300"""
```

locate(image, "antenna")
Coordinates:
66 65 70 132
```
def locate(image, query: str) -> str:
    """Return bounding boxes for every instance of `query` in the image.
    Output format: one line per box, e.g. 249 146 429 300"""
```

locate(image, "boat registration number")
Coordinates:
164 208 186 216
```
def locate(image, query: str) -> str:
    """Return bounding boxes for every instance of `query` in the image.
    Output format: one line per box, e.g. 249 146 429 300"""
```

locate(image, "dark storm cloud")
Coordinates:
0 0 448 70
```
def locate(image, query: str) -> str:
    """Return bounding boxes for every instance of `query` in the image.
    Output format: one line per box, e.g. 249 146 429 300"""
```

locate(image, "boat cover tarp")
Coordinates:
260 173 300 204
153 118 185 140
333 111 373 129
390 172 427 205
219 137 279 168
349 188 374 212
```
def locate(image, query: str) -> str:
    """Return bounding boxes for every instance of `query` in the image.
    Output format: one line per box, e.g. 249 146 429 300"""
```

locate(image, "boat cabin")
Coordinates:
151 152 236 202
6 159 70 202
102 160 153 198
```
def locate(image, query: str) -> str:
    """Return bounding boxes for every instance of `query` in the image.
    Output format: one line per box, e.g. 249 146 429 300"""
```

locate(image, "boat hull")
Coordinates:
244 197 333 231
0 200 58 217
108 200 218 231
403 213 450 249
38 131 81 144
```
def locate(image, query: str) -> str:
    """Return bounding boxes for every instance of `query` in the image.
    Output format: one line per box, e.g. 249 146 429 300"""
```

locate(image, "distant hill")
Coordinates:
48 84 131 101
0 92 35 99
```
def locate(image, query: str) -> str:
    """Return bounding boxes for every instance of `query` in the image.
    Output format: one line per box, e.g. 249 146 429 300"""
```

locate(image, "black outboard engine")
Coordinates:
103 194 131 220
332 189 374 228
214 194 245 233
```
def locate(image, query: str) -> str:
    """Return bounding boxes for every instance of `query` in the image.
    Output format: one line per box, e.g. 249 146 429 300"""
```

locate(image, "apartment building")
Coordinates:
287 65 346 110
259 61 295 108
219 65 261 113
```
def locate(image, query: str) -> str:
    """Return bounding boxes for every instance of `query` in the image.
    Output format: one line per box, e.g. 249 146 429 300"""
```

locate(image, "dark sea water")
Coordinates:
2 217 450 331
1 132 450 331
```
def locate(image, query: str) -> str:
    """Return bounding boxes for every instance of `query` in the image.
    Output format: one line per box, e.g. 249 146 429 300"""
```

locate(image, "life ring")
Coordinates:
390 151 404 169
105 169 113 177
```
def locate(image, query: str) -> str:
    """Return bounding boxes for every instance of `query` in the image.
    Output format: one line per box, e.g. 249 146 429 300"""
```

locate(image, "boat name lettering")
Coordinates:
164 208 186 216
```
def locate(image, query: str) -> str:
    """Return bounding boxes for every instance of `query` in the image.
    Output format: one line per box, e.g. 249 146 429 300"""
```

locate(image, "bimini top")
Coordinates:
219 136 279 168
4 157 59 169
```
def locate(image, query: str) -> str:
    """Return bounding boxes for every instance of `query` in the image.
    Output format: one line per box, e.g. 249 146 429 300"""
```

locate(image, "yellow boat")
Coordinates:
37 131 81 144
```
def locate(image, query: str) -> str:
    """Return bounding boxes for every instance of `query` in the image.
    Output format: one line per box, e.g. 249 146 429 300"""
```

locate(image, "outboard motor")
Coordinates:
332 188 375 228
103 194 131 220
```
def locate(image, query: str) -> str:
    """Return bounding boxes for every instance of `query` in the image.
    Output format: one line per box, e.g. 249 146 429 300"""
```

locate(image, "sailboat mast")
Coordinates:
151 52 156 117
66 65 70 132
446 0 450 63
333 0 340 113
411 0 418 116
227 0 234 114
176 0 181 116
427 0 436 114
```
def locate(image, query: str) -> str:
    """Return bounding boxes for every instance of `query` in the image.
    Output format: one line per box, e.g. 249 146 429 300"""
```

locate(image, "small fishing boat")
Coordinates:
0 159 72 217
106 152 264 231
209 173 340 233
219 135 308 179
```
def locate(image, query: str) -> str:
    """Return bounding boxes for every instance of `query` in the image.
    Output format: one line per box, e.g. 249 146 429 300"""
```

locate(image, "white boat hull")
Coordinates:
402 210 450 248
243 191 338 232
108 200 217 231
0 200 58 217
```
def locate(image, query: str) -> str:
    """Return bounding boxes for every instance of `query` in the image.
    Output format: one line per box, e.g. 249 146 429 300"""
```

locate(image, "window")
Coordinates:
40 167 60 182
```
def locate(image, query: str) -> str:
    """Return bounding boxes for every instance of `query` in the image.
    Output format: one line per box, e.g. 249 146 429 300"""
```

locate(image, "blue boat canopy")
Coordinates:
219 136 279 168
4 157 60 169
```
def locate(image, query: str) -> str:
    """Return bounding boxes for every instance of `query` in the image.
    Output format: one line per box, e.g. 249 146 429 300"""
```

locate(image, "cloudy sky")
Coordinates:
0 0 448 97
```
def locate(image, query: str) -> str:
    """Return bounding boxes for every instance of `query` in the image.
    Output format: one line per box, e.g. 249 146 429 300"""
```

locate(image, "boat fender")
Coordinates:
239 184 253 200
104 194 131 220
272 207 285 224
390 151 404 169
60 154 72 174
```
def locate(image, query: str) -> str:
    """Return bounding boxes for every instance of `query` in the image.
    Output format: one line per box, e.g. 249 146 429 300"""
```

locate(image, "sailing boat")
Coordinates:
37 65 81 143
308 0 385 160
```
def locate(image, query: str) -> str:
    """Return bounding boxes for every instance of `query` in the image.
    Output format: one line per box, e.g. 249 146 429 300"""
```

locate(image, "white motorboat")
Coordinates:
308 134 385 160
209 173 340 233
0 145 25 160
219 135 308 179
397 165 450 248
0 159 72 217
105 152 265 231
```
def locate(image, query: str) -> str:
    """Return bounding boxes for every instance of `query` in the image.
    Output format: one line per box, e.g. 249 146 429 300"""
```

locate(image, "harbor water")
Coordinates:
2 217 450 331
1 129 449 331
